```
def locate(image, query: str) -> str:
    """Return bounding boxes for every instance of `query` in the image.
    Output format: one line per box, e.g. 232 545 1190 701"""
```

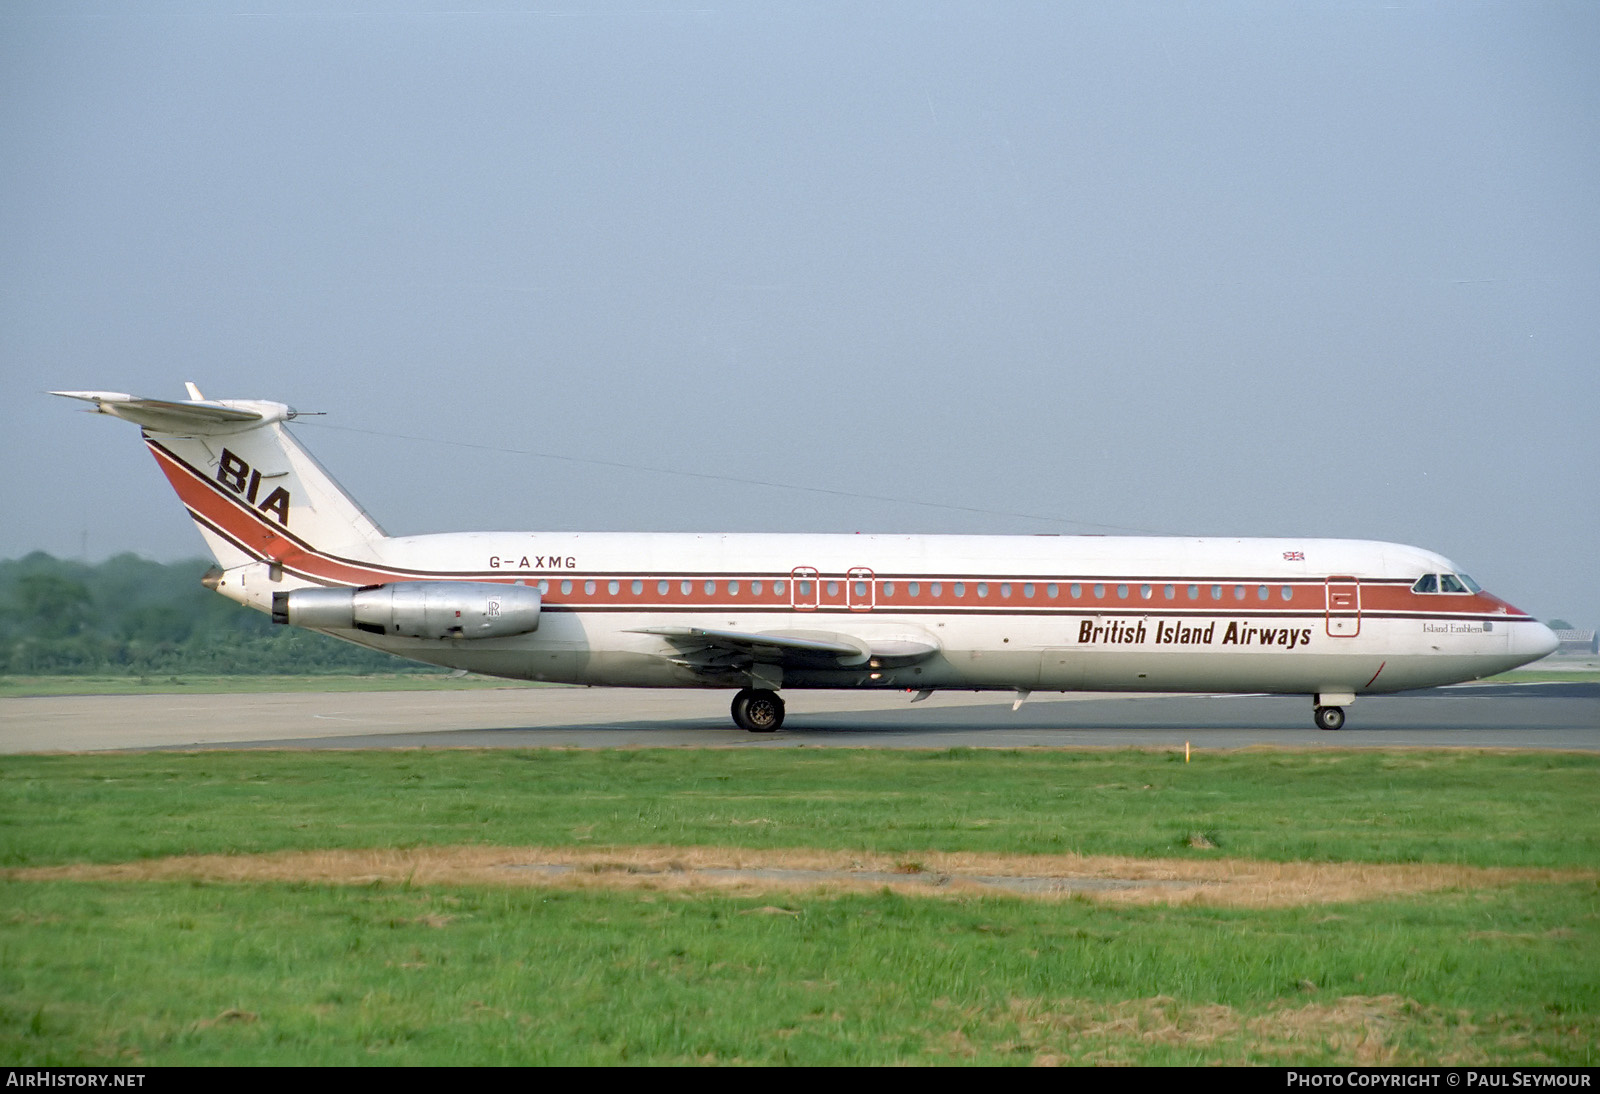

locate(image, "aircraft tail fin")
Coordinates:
53 387 388 580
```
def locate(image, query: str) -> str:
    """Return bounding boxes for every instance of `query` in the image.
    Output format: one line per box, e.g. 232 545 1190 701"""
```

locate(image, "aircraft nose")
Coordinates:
1522 621 1559 661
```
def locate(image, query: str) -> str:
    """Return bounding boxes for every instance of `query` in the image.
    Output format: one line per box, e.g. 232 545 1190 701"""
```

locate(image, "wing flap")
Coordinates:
630 625 871 665
630 626 942 672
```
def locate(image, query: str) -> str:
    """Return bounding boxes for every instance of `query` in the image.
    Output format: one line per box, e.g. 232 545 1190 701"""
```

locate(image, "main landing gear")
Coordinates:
732 688 785 732
1314 705 1346 732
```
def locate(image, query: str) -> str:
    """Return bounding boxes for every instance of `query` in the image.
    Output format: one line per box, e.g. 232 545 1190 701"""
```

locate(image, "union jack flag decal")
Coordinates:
1283 550 1305 561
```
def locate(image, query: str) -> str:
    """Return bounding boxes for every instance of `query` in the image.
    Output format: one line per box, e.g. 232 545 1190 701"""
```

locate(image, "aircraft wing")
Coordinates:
630 625 871 667
629 625 941 684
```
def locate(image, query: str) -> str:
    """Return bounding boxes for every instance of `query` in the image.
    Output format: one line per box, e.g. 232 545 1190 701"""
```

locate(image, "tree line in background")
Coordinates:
0 553 425 676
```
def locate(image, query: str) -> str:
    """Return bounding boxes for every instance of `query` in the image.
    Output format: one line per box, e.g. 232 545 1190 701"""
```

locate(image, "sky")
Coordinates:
3 1 1597 626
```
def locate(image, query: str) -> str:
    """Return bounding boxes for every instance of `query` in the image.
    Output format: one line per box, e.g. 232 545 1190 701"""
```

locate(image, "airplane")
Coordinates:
53 386 1559 733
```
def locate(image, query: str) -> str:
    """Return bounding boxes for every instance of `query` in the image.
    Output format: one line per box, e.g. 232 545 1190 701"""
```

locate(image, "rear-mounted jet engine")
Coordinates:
272 582 541 640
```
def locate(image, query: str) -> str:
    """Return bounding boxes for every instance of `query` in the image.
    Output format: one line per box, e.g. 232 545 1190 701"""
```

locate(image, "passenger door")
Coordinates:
1325 577 1361 637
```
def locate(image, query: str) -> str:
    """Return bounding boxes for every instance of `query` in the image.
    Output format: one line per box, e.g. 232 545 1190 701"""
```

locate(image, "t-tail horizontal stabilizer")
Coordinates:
51 389 292 433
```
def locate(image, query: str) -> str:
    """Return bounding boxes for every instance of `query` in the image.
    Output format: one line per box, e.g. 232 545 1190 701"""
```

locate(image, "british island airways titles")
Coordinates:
1080 620 1316 649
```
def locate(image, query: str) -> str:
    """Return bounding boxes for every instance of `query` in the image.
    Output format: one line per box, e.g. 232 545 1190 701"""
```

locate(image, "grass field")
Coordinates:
2 748 1596 1065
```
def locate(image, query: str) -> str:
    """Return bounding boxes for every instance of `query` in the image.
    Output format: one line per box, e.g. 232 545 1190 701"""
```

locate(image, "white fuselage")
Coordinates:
210 527 1555 698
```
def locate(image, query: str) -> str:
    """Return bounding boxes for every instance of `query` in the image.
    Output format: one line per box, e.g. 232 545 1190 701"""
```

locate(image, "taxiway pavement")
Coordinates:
2 683 1595 752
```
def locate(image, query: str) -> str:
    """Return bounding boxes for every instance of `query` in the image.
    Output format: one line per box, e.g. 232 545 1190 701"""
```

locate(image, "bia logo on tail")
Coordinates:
216 448 291 527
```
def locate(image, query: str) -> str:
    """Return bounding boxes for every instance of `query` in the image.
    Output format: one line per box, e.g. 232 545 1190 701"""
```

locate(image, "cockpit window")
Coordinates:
1415 572 1479 594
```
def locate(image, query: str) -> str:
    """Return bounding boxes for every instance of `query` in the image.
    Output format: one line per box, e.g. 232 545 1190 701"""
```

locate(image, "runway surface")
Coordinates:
3 682 1596 752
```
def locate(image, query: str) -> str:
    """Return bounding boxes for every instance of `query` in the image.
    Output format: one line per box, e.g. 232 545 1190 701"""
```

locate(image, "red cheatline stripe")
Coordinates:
143 441 1538 620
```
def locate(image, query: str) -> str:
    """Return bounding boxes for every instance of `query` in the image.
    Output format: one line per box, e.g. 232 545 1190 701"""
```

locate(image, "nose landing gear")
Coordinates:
732 688 785 732
1312 691 1355 731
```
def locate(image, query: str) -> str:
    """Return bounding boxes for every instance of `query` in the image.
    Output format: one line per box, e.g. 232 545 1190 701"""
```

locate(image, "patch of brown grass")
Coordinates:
6 845 1588 907
964 992 1547 1065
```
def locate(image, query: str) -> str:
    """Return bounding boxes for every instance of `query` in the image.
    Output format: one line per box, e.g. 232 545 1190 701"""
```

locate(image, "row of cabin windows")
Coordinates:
880 581 1294 602
536 578 1299 602
554 579 791 596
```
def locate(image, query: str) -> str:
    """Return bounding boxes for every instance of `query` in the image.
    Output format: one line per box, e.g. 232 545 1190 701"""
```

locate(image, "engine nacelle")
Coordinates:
272 582 541 640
